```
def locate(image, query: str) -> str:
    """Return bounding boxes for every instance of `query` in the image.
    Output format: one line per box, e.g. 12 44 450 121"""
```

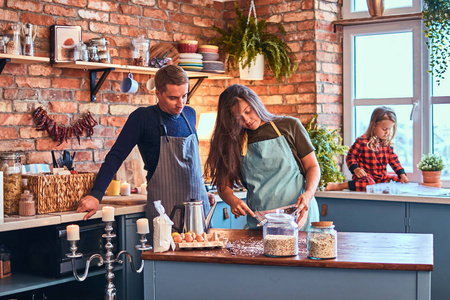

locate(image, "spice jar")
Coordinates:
0 153 22 215
23 23 34 56
74 42 88 62
89 37 108 52
98 50 111 63
0 244 11 278
307 221 337 260
6 23 21 55
88 44 99 62
132 35 149 66
263 209 298 257
19 190 35 216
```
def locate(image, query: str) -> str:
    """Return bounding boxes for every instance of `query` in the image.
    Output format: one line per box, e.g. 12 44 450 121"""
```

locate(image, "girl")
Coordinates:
204 84 320 230
326 106 409 191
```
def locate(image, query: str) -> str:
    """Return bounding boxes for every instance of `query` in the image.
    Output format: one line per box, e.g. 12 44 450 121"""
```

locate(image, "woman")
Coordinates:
205 84 320 230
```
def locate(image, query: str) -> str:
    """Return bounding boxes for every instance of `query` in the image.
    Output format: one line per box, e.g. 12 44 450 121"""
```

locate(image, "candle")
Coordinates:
66 224 80 241
136 218 149 234
102 206 115 222
120 181 131 196
141 182 147 195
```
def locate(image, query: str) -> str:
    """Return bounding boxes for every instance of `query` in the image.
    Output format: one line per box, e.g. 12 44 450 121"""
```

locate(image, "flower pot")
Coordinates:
239 54 264 80
421 170 442 188
367 0 384 17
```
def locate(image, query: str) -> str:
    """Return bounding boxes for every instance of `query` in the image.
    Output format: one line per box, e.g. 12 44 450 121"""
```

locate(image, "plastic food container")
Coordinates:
307 221 337 259
263 209 298 257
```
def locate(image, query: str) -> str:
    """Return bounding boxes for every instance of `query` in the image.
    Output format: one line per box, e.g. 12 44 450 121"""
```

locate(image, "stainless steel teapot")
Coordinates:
170 199 217 234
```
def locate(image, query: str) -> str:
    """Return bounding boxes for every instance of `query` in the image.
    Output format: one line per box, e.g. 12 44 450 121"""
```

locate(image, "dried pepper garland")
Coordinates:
32 106 98 145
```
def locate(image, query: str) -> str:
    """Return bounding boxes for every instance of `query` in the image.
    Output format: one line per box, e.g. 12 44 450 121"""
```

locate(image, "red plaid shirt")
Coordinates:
346 135 405 191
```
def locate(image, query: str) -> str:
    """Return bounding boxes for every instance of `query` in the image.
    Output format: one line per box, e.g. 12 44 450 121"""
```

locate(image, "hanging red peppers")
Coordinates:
32 106 98 146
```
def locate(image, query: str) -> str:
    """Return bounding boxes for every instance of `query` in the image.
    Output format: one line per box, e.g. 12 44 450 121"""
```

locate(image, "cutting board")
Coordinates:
150 42 179 65
102 195 147 205
116 146 146 189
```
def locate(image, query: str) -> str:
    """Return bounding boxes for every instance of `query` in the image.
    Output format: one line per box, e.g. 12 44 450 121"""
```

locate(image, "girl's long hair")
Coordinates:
364 106 397 149
204 84 280 188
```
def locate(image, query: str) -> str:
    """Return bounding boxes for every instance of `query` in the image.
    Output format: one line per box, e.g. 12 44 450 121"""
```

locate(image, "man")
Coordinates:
77 65 214 238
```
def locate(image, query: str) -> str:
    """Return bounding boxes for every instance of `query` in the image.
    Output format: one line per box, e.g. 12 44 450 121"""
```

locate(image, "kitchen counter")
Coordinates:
142 229 433 300
0 194 146 232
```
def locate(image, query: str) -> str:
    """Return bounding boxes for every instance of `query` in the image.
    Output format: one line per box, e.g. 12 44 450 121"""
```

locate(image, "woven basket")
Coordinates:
24 173 96 214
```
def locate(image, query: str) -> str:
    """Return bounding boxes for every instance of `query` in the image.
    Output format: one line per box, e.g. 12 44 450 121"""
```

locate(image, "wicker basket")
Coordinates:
24 173 96 214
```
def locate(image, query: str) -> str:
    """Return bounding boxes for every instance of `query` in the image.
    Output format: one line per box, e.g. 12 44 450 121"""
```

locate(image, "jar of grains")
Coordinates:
263 209 298 257
307 221 337 259
0 153 22 214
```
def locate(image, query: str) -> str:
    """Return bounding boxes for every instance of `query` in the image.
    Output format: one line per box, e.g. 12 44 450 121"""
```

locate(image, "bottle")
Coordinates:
19 190 35 216
0 153 22 214
6 23 21 55
263 209 298 257
74 42 88 61
24 23 34 56
307 221 337 259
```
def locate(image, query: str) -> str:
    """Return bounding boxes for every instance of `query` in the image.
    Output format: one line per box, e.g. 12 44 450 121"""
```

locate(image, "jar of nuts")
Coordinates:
0 153 22 215
263 209 298 257
307 221 337 260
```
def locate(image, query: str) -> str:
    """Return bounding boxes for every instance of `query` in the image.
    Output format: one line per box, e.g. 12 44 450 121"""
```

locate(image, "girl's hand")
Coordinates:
400 173 409 183
230 197 255 218
354 167 367 178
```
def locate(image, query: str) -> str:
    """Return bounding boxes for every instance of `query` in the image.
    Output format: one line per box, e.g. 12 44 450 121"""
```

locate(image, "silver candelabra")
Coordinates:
66 220 152 300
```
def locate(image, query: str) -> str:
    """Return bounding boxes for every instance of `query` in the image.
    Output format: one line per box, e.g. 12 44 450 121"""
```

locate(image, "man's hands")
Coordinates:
76 195 100 221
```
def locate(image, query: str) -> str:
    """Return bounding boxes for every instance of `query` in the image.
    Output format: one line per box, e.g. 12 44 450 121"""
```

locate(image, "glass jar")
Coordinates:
5 23 21 55
98 50 111 63
263 209 298 257
0 153 22 215
88 44 99 62
19 190 35 216
89 37 108 52
132 35 149 66
74 42 88 61
307 221 337 260
23 23 34 56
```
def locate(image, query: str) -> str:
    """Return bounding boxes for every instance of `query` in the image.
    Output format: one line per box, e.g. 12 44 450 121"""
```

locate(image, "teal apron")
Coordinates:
241 121 319 230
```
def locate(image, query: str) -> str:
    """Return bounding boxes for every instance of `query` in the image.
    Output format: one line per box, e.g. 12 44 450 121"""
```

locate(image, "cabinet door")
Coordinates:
211 201 232 229
124 212 145 300
316 197 406 233
410 203 450 300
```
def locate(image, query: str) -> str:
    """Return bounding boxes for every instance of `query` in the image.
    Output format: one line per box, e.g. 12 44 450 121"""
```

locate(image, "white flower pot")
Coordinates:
239 54 264 80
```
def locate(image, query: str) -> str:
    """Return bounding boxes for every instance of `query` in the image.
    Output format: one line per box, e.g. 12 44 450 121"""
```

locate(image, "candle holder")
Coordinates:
66 220 152 300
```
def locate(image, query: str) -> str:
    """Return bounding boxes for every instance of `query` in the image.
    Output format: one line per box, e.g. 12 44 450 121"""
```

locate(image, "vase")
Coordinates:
421 170 442 188
239 54 264 80
367 0 384 17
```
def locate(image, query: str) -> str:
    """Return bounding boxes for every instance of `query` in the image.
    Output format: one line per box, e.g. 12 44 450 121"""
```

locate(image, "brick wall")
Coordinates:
0 0 342 180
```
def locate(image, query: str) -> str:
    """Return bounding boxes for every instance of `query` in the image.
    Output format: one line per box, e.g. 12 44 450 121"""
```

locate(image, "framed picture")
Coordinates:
50 25 81 63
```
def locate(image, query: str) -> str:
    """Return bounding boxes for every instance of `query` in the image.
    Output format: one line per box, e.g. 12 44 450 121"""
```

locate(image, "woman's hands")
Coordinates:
295 190 313 228
218 185 255 218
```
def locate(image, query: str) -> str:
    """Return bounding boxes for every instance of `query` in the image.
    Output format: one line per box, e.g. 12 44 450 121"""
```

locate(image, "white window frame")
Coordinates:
342 0 422 19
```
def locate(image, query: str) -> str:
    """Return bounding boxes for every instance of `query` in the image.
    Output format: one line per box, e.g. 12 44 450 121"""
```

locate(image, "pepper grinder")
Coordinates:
24 23 34 56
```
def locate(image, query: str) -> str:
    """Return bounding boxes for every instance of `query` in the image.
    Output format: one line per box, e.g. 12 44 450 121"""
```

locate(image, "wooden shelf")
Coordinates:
0 53 50 64
333 12 422 27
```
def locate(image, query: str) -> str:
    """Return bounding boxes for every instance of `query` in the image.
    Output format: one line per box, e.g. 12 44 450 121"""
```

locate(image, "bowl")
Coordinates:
178 40 198 45
177 43 198 53
200 52 219 61
198 45 219 53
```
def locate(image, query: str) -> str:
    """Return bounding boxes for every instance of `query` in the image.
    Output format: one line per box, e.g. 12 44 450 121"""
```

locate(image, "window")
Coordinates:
343 0 421 19
342 1 450 187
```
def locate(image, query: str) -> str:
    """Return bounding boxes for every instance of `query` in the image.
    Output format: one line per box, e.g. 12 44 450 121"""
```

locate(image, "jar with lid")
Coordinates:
19 190 35 216
89 37 108 52
132 35 149 66
307 221 337 260
263 209 298 257
6 23 21 55
74 42 88 61
88 44 99 62
98 50 111 63
0 153 22 214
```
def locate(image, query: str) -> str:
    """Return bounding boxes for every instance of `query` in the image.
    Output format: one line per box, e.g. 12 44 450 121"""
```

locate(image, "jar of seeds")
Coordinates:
263 209 298 257
0 153 22 215
307 221 337 259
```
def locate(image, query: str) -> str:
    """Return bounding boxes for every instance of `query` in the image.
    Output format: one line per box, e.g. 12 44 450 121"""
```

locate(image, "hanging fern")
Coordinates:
306 116 349 190
211 3 297 82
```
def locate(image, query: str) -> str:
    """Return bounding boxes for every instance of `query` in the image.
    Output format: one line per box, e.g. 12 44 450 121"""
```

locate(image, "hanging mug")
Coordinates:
146 77 155 91
121 72 139 94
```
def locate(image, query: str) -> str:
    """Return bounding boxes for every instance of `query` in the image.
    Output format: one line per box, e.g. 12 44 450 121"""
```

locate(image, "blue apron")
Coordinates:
146 111 209 239
241 121 319 230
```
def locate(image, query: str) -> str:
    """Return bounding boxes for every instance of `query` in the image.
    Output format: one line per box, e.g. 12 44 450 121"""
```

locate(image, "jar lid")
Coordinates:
311 221 334 228
90 38 108 45
265 212 294 222
132 35 149 45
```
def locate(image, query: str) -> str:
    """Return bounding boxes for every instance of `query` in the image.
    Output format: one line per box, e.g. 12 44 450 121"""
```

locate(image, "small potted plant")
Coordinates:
306 116 349 190
417 153 446 188
211 3 296 82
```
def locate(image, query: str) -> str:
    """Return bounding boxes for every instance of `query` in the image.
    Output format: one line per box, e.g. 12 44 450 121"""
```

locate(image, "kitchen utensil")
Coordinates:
169 199 217 234
120 72 138 94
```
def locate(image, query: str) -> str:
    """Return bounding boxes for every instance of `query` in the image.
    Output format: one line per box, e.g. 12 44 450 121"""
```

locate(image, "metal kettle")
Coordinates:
170 199 217 234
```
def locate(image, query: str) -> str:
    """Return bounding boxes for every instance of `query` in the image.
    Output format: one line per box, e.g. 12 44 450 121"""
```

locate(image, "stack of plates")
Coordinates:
197 45 224 73
178 53 203 71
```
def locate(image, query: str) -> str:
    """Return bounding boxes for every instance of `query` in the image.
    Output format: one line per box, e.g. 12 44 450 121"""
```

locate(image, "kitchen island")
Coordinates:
142 229 433 300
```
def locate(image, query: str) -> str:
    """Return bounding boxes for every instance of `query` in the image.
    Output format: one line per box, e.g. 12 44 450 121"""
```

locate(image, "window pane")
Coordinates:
355 105 413 173
353 0 413 12
433 104 450 179
355 32 413 99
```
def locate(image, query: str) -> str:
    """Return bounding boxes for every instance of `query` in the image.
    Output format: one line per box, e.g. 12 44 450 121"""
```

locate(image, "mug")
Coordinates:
146 77 155 91
121 73 138 94
105 180 120 196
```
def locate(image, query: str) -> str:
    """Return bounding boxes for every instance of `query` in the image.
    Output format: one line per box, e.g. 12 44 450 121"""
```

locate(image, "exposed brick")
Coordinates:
148 30 172 41
104 139 116 148
44 4 77 17
119 4 142 16
180 24 202 36
110 13 139 26
77 9 109 22
73 150 94 163
285 31 314 42
109 105 137 116
169 12 193 25
89 22 120 35
20 13 54 25
272 2 301 14
296 103 316 114
315 10 338 22
87 0 118 12
36 138 70 150
19 127 47 139
158 0 179 11
302 0 314 10
52 78 81 89
27 151 53 164
317 94 341 104
0 8 19 22
54 0 86 7
100 116 128 127
143 8 168 20
91 126 116 138
7 0 43 12
140 19 164 31
72 138 103 150
268 104 297 115
260 95 283 105
0 101 12 112
29 65 61 77
79 103 108 115
318 1 339 13
317 73 341 84
3 63 27 75
319 103 342 114
0 76 14 88
1 140 35 152
13 101 41 113
48 101 78 114
286 93 315 104
323 84 342 95
0 127 19 139
75 162 102 173
121 25 147 37
284 11 314 23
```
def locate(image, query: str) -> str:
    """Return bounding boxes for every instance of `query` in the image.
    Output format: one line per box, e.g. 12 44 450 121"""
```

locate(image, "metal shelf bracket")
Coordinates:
90 68 114 102
187 77 205 103
0 58 11 74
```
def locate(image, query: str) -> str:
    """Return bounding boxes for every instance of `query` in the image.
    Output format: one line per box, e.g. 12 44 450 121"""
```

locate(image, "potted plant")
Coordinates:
306 116 349 190
417 153 445 188
211 3 296 82
422 0 450 84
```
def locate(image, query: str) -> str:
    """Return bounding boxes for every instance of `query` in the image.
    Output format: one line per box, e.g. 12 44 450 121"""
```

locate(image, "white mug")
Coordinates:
121 73 138 94
146 78 155 91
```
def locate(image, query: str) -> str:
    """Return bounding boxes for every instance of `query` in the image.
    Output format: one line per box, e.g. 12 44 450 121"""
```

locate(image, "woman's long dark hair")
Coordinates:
204 84 279 189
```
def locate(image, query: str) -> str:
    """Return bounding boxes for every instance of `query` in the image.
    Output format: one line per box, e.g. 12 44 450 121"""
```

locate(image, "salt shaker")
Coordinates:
307 221 337 259
263 209 298 257
24 23 34 56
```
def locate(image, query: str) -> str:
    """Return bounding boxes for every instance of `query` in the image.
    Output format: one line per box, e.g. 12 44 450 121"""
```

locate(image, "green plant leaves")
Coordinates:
417 153 446 171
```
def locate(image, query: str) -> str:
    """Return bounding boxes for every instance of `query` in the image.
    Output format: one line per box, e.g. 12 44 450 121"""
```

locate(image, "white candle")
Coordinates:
102 206 115 222
141 182 147 194
66 224 80 241
136 218 149 234
120 181 131 196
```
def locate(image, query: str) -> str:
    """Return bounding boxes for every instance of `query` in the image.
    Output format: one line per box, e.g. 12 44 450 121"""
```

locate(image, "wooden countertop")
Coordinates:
141 229 433 271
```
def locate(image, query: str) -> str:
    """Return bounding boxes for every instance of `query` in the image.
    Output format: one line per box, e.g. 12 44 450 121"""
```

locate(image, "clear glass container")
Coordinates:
98 50 111 63
88 44 99 62
5 23 21 55
23 23 34 56
132 35 149 66
0 153 22 215
263 209 298 257
307 221 337 260
89 37 108 52
74 42 88 61
0 36 6 54
19 190 35 216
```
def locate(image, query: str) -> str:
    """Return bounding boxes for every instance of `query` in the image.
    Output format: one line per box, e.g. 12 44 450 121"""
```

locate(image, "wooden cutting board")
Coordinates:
150 42 179 65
